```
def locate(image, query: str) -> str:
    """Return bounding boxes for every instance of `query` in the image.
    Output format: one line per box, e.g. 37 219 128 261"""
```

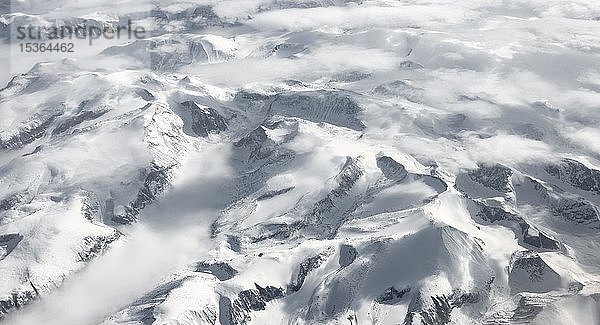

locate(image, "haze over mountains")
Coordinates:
1 1 600 324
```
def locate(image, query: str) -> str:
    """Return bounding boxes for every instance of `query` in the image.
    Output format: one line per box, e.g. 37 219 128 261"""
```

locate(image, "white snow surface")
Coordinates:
1 0 600 325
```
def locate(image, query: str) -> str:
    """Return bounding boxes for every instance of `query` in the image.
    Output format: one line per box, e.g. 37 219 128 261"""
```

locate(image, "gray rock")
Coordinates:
113 163 174 224
256 187 294 201
195 261 238 281
221 284 285 324
373 80 424 103
288 253 329 293
0 233 23 260
269 91 366 131
0 113 61 150
468 164 513 193
508 251 562 294
545 159 600 195
338 244 358 268
375 287 410 305
376 156 408 181
179 101 227 137
307 157 364 239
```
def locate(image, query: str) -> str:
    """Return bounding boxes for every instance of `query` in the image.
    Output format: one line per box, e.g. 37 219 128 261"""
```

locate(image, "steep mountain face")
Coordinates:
2 0 600 325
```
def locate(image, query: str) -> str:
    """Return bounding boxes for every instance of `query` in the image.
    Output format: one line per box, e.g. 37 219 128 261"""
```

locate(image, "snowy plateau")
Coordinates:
1 0 600 324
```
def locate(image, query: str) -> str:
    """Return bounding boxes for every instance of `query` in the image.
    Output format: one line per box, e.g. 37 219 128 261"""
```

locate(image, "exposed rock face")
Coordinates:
179 101 228 137
376 287 410 305
373 80 424 103
0 231 120 318
473 201 518 223
0 287 38 319
0 233 23 261
195 261 238 281
471 201 561 251
0 192 29 214
269 91 366 131
256 187 294 201
211 251 336 324
377 156 408 181
78 231 121 262
288 252 330 293
307 156 364 239
0 113 61 150
338 244 358 268
221 284 285 325
101 34 235 70
249 222 304 243
508 251 562 294
483 293 563 325
468 163 513 193
113 163 174 224
230 120 297 201
135 88 155 101
404 290 482 325
551 197 599 227
372 155 447 205
544 159 600 195
405 294 453 325
455 164 514 201
51 109 108 135
513 175 600 229
510 295 553 323
520 224 561 251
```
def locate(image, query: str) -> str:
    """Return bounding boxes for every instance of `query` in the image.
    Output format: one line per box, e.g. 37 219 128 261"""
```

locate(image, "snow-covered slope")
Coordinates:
1 0 600 324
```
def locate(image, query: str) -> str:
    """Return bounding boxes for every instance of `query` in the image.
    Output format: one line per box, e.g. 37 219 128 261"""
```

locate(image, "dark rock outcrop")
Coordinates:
471 201 561 251
0 286 38 319
77 231 121 263
508 251 562 294
468 164 513 193
0 233 23 260
376 156 408 182
376 287 410 305
52 109 108 135
269 91 366 131
113 163 174 224
404 289 482 325
338 244 358 268
544 159 600 195
179 101 228 137
0 113 61 150
288 253 329 293
373 80 424 103
307 157 364 238
195 261 238 281
220 284 285 324
256 187 294 201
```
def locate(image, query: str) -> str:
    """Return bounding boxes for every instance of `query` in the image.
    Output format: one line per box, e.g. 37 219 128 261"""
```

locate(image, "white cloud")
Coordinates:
247 5 469 32
9 145 232 325
463 133 557 166
565 127 600 155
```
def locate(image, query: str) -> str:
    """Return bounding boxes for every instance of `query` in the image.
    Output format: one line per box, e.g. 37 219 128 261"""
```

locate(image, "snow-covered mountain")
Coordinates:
1 1 600 324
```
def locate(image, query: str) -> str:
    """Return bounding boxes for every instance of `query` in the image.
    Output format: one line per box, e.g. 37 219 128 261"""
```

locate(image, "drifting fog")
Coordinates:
1 0 600 324
6 145 232 325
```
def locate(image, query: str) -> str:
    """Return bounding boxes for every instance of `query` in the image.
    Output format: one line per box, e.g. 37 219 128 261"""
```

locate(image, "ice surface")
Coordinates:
2 0 600 324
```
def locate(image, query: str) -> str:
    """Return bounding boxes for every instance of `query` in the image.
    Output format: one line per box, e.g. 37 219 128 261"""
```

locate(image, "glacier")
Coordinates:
1 0 600 324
